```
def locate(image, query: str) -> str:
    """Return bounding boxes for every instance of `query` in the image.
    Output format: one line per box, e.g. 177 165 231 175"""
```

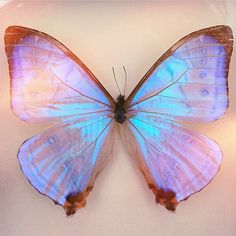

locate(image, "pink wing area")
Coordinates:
121 115 222 210
5 26 115 123
18 113 114 215
126 25 233 122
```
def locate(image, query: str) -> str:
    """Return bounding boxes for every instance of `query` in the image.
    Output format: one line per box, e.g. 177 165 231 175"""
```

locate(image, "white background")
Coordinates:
0 1 236 235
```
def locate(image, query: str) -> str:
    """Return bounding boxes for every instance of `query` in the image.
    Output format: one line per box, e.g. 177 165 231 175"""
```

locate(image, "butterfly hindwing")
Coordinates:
5 26 114 123
124 25 233 209
123 115 221 210
18 113 114 215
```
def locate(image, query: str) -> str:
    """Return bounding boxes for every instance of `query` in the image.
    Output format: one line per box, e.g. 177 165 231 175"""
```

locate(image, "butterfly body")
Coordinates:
114 95 127 123
4 25 233 215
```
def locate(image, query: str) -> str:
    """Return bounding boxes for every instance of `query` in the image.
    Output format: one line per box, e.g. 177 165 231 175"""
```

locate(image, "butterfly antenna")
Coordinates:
123 65 127 97
112 66 122 95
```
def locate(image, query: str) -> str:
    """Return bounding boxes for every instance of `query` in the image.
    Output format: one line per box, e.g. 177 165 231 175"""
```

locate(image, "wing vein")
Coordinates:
49 70 112 108
129 68 190 108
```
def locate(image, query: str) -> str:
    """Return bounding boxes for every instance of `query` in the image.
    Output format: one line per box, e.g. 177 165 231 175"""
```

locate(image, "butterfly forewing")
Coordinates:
124 25 233 210
5 26 114 123
127 25 233 122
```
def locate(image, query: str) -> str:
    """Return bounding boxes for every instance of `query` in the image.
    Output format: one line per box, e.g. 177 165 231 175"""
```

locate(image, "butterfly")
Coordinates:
4 25 233 215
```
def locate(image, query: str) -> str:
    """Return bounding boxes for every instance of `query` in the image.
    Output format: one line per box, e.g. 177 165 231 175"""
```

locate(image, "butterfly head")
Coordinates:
114 95 127 124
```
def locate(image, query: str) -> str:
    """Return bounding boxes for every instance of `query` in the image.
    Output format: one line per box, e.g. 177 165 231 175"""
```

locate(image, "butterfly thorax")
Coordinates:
114 95 126 123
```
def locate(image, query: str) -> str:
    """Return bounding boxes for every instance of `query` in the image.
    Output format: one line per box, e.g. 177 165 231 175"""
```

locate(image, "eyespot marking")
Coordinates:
32 49 38 56
47 136 56 145
200 88 209 96
200 72 206 78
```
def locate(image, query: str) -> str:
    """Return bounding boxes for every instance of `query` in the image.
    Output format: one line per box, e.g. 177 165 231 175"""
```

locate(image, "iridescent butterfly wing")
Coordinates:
5 26 116 215
123 25 233 210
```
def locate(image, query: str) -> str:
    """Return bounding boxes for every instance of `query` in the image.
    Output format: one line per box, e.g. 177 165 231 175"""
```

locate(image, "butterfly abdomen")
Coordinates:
114 95 127 123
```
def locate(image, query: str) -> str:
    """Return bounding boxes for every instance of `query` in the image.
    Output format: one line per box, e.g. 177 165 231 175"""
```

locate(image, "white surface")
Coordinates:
0 1 236 236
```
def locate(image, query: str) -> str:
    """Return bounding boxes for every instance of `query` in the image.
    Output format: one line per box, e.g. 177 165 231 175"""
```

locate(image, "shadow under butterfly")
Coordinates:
4 25 233 216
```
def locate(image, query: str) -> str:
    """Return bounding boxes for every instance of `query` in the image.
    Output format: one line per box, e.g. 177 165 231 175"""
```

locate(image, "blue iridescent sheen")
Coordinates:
129 35 228 122
18 115 113 205
9 30 112 123
5 25 232 213
132 56 188 105
129 115 222 201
